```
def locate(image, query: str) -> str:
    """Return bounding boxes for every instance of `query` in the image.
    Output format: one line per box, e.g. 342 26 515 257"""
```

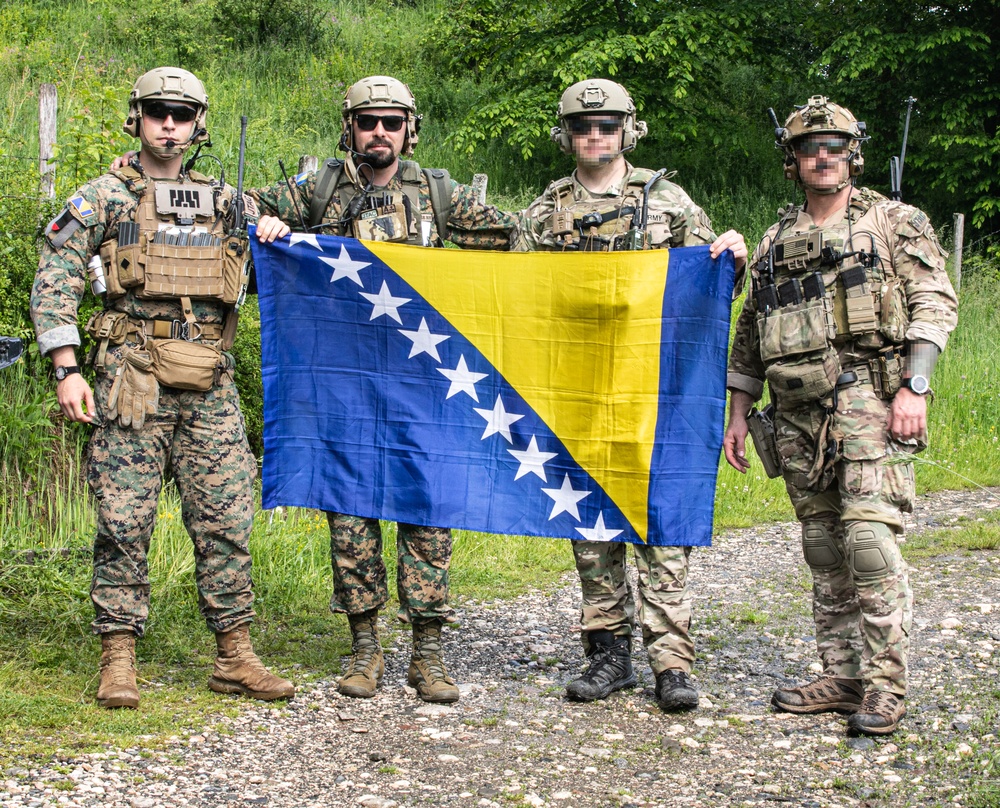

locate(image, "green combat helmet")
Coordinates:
777 95 868 191
550 78 648 155
123 67 210 159
340 75 421 156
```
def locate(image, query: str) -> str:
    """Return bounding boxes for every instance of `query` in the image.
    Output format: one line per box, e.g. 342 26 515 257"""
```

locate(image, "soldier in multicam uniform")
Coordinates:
255 76 517 704
31 67 294 709
515 78 747 712
723 96 958 736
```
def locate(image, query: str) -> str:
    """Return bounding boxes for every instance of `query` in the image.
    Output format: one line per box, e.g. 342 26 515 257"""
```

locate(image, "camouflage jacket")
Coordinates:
31 169 238 357
251 157 517 250
727 187 958 401
514 162 716 252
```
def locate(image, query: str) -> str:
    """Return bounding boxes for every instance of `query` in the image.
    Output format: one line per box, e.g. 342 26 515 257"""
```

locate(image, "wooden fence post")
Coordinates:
952 213 964 294
39 83 57 199
298 155 318 174
472 173 488 205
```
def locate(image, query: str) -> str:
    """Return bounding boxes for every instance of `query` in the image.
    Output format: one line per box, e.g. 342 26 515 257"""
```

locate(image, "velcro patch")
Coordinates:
69 196 95 219
154 182 215 217
243 193 259 219
908 210 928 232
294 172 310 186
46 208 83 249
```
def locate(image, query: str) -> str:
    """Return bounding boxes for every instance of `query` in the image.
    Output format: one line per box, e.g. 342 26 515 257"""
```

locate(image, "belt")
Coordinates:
836 365 872 388
131 318 224 341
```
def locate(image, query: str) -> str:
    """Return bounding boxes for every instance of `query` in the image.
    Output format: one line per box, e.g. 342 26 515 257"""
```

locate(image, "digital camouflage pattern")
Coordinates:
727 188 958 694
31 173 230 357
518 163 715 672
514 162 716 252
252 159 517 251
326 514 453 623
32 170 259 637
574 542 695 675
257 157 516 621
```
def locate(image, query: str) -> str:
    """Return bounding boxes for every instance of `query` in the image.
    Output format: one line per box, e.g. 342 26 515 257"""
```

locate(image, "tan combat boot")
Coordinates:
407 619 459 703
338 610 384 698
208 624 295 701
96 630 140 709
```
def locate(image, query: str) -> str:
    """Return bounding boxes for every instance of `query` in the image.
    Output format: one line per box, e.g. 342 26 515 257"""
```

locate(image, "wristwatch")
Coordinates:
54 365 81 382
903 374 930 395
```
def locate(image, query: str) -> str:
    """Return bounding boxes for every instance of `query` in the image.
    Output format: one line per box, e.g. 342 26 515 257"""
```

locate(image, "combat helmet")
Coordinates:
340 75 421 156
550 78 648 155
123 67 210 158
777 95 868 190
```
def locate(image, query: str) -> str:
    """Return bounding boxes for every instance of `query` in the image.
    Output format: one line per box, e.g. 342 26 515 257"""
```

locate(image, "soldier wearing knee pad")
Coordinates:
723 96 957 736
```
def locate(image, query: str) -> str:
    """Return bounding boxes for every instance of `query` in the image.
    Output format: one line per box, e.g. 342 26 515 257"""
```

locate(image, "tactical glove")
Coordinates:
107 348 159 429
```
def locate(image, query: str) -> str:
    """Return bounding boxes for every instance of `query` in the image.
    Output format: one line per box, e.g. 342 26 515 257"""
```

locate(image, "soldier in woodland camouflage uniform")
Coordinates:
724 96 957 736
515 78 747 712
255 76 517 704
31 67 294 709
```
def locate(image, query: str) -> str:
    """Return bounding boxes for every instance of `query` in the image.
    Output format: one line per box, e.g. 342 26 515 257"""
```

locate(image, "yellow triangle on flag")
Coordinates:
366 243 668 541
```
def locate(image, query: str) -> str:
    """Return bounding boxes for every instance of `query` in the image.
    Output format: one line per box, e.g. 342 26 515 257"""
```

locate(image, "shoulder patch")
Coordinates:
908 209 928 232
69 195 96 220
294 171 310 186
45 208 82 249
243 194 259 219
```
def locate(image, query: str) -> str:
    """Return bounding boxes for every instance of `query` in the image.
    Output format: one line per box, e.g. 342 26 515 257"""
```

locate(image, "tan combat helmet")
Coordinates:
778 95 868 190
550 78 648 155
123 67 210 158
340 75 421 156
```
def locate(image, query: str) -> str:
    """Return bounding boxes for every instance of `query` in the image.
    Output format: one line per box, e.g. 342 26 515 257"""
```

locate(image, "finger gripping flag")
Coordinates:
252 231 734 546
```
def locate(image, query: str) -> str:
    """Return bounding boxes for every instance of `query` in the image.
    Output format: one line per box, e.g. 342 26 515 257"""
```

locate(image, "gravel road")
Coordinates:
3 487 999 808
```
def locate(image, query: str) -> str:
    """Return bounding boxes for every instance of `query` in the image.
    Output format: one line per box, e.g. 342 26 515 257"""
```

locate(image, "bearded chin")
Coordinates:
359 149 396 169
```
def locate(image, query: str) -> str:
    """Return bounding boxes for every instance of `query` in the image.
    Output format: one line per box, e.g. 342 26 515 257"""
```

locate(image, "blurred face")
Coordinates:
793 134 852 192
352 108 408 169
139 100 198 155
567 114 624 168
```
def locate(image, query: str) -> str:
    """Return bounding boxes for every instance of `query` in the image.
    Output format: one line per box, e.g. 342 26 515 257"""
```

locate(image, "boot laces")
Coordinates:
860 689 901 715
580 645 627 686
346 634 380 675
414 629 450 682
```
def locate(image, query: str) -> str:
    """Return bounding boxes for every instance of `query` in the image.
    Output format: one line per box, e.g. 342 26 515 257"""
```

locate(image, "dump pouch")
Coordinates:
757 297 836 363
765 347 841 408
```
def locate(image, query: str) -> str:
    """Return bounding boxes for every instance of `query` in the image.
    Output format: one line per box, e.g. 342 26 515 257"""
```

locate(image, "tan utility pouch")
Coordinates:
98 241 128 298
878 277 908 344
150 339 221 391
757 297 835 363
139 241 227 300
765 347 841 408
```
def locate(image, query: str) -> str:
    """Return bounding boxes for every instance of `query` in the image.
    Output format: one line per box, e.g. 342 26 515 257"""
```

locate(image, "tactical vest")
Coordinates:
308 159 452 247
753 190 906 405
542 169 661 251
97 167 250 306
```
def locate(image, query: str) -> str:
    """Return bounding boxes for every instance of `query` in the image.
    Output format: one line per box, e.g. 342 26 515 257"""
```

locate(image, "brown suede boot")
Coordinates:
338 610 384 698
772 676 864 714
96 631 139 709
208 624 295 701
407 620 459 703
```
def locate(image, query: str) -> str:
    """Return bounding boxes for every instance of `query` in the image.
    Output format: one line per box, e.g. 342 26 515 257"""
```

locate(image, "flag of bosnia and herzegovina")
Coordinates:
252 231 734 547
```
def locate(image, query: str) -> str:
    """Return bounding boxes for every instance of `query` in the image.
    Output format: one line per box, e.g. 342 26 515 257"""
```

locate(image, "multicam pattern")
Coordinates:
520 163 716 671
32 171 258 638
514 163 716 252
574 542 696 675
727 188 958 694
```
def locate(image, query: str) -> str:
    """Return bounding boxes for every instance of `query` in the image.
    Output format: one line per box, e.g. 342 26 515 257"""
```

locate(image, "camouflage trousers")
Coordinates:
88 364 257 638
572 540 694 675
326 513 453 623
776 382 915 693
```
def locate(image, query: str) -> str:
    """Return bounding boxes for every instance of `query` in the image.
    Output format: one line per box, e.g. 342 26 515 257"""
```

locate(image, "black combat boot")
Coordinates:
655 669 699 712
565 630 637 702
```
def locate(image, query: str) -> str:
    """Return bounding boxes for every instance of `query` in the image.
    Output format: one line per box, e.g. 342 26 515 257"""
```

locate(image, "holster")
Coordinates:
746 404 782 479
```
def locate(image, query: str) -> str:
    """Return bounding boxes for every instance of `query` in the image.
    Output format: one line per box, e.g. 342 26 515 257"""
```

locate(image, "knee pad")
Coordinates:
846 521 896 580
801 519 844 571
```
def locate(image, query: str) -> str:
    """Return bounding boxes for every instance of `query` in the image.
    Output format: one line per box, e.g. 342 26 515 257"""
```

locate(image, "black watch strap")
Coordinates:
55 365 81 381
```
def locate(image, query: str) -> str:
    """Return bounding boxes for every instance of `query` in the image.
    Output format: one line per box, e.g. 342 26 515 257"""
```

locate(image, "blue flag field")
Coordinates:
251 231 734 546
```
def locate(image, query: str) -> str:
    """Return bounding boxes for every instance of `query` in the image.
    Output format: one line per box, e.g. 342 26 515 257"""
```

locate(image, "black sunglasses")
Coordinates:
354 113 407 133
795 136 851 156
143 101 198 123
567 117 623 136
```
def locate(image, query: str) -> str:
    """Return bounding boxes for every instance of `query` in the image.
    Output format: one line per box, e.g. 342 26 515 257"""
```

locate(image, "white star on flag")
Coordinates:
320 244 370 286
289 233 321 250
360 281 411 324
437 355 487 401
473 395 524 444
575 512 623 542
508 435 558 481
542 474 591 521
399 317 449 361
